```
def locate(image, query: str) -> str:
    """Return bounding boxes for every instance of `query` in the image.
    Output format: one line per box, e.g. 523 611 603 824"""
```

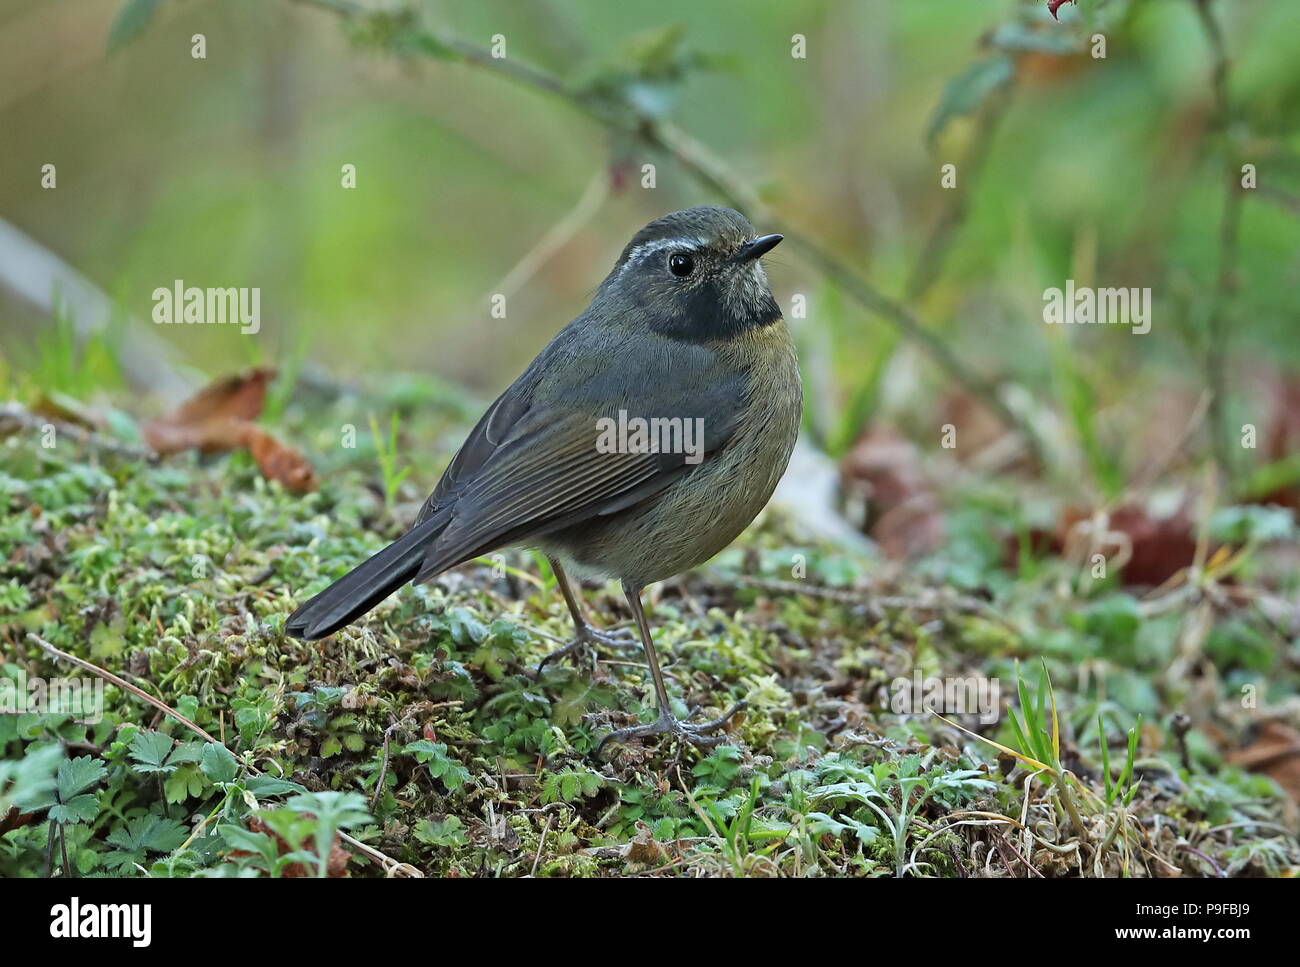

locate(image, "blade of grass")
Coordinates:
934 713 1053 774
1098 714 1114 804
1044 658 1060 766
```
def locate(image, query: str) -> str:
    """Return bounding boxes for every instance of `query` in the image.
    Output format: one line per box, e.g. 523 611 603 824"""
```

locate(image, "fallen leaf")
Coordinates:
1229 722 1300 833
840 425 945 560
1230 721 1300 810
1093 501 1199 588
30 391 99 430
143 368 317 492
1251 373 1300 511
245 425 318 493
1266 376 1300 462
1027 499 1201 588
143 367 273 455
0 806 35 836
624 821 668 870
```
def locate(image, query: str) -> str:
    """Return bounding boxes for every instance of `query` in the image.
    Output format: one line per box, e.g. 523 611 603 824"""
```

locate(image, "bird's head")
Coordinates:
594 206 784 342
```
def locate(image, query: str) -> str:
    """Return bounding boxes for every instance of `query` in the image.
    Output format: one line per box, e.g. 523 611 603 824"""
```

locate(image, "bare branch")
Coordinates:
293 0 1042 458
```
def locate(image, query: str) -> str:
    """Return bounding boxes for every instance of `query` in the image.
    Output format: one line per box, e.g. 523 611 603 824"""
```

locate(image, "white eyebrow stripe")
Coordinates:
617 236 709 277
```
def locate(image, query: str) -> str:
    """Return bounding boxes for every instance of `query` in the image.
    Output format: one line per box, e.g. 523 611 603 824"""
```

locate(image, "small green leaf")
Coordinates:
107 0 160 52
199 742 239 784
164 764 207 803
129 731 177 774
405 740 471 791
106 813 189 854
56 755 107 800
49 794 100 825
926 55 1014 147
244 775 305 798
218 824 279 867
413 816 467 848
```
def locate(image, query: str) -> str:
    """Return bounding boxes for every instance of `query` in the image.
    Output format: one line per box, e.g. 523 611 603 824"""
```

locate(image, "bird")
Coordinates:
285 205 801 751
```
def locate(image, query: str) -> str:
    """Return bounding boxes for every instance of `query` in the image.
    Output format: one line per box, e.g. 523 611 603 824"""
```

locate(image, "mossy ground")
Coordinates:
1 378 1297 877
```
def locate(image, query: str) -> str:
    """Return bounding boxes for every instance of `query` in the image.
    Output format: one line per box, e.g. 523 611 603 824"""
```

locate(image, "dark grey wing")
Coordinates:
408 328 747 582
413 377 535 526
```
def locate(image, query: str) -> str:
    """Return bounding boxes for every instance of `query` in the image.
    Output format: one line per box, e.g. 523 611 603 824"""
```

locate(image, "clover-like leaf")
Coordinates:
128 731 177 775
198 742 239 784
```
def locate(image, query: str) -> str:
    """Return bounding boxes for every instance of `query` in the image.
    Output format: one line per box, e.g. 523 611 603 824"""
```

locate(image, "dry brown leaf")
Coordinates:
245 424 319 493
1021 499 1204 588
1266 376 1300 463
624 822 669 870
840 425 945 560
1082 501 1199 588
1255 373 1300 511
142 367 317 493
143 367 274 455
0 806 35 836
30 391 100 430
1230 721 1300 809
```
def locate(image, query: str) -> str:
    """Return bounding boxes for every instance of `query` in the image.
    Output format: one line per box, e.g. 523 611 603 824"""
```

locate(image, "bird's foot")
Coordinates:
595 701 748 758
536 623 637 675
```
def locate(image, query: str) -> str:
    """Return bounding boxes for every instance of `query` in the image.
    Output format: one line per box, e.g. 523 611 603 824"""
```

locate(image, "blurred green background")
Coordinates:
1 0 1298 464
2 0 1300 881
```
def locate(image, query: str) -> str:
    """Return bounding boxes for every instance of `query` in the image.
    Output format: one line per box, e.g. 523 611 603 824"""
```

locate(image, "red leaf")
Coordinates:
1047 0 1076 20
1057 500 1201 588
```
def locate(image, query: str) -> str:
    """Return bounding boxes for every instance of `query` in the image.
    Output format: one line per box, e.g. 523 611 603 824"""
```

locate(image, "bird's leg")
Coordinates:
595 582 746 757
536 557 636 674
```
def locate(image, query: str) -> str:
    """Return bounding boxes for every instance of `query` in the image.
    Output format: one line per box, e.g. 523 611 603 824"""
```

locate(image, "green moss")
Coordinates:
1 394 1296 878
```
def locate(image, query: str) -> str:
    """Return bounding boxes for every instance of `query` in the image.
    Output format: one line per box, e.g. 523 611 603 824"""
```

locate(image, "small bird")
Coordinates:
286 206 801 750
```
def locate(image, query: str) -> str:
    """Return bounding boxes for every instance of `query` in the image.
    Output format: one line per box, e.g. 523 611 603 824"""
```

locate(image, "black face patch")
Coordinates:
652 275 782 343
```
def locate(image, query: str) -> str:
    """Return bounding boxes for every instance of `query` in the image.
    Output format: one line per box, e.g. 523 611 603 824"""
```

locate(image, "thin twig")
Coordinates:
27 633 423 877
29 633 219 743
371 728 394 815
292 0 1042 459
0 403 158 463
488 168 610 303
1180 842 1225 877
530 812 554 877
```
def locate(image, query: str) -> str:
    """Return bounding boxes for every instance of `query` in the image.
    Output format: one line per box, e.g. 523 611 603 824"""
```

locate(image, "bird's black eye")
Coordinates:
668 252 695 278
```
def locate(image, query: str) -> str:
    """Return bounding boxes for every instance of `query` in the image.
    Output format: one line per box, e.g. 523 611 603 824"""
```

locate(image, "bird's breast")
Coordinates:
544 320 801 587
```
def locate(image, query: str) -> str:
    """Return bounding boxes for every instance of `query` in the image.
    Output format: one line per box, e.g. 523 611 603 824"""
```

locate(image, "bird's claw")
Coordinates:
595 700 748 758
536 624 637 675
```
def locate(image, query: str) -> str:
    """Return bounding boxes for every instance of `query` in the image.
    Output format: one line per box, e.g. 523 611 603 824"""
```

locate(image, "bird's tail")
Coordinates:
285 516 445 640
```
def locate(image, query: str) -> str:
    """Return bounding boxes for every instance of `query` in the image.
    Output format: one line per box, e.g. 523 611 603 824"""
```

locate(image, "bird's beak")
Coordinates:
735 233 783 263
